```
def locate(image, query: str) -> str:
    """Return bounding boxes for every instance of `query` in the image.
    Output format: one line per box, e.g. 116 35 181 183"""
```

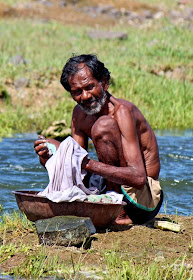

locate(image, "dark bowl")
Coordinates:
13 190 125 229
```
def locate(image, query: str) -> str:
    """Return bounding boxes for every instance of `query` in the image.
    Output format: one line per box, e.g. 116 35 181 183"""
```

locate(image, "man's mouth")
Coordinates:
81 99 97 108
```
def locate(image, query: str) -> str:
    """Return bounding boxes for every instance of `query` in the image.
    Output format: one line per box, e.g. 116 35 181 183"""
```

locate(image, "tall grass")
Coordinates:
0 12 192 137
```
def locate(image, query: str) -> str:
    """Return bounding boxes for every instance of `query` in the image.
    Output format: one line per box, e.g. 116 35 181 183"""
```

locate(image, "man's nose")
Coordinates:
81 90 91 101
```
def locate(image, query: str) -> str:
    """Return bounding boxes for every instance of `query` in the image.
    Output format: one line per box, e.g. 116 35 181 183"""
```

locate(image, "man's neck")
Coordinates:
95 92 113 117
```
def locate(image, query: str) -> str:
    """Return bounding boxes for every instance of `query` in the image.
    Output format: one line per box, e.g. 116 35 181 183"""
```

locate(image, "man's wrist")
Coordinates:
82 156 90 170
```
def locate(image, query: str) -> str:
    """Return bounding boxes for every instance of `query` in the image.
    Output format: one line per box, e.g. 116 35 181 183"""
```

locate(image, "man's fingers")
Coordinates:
34 139 46 148
109 95 119 106
38 149 49 157
34 143 47 153
38 135 46 140
36 145 49 158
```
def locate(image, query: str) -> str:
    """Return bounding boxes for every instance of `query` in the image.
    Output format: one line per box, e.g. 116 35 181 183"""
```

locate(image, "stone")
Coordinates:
37 0 53 7
147 38 158 46
9 54 27 65
170 10 182 19
178 0 191 5
95 5 113 14
143 10 153 19
87 30 128 40
172 67 186 81
59 0 67 8
39 120 71 140
183 8 193 20
153 11 164 19
35 216 96 247
14 77 30 89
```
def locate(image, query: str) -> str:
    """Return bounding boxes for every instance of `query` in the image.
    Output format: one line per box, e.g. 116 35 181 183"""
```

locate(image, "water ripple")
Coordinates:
0 131 193 216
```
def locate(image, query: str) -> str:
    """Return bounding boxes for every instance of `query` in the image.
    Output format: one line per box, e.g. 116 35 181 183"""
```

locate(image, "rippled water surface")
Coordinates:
0 131 192 216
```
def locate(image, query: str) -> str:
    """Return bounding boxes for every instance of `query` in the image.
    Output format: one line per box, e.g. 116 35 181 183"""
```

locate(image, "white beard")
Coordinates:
79 87 107 115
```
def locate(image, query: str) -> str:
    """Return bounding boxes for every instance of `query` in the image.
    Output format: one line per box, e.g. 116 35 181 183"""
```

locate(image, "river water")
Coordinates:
0 131 192 216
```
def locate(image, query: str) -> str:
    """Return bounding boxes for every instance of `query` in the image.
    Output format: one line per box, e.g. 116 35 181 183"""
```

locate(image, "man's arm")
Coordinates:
71 105 89 149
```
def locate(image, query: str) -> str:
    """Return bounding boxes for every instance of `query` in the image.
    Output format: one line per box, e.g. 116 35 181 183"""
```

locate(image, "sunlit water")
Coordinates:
0 131 192 216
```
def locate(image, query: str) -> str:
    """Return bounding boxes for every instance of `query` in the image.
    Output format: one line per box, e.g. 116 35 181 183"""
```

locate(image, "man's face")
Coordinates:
68 64 108 115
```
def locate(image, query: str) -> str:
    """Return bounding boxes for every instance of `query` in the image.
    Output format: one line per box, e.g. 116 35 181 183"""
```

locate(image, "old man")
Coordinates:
34 54 163 225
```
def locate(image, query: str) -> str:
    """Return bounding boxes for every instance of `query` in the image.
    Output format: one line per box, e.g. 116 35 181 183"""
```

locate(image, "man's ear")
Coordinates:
101 77 109 91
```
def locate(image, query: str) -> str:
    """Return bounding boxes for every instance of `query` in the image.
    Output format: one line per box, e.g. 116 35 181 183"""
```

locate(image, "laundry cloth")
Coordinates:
37 136 123 204
38 136 96 202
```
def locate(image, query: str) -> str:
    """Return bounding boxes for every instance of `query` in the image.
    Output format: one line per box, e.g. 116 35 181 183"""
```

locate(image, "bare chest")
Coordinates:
80 116 97 138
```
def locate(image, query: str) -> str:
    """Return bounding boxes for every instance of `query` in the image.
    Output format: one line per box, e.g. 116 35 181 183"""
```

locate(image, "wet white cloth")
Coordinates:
38 136 91 202
37 136 123 204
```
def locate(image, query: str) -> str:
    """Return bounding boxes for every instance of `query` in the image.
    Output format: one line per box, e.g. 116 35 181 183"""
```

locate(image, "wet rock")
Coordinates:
40 120 71 140
87 30 128 40
35 216 96 247
9 54 27 65
14 77 30 89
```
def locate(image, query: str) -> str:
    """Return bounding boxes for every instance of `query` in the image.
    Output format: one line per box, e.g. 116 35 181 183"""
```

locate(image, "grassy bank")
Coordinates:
0 210 193 279
0 1 193 138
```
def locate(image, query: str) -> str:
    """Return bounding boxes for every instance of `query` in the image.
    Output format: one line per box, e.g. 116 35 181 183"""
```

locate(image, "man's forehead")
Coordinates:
75 63 93 76
69 64 94 83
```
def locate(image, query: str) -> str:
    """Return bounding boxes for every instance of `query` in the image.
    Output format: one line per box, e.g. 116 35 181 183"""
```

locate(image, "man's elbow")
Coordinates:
133 174 146 190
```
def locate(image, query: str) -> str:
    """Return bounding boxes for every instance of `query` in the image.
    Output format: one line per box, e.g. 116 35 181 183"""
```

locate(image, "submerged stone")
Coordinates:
35 216 96 247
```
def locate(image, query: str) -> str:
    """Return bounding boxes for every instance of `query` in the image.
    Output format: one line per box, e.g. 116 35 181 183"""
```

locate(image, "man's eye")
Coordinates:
86 85 94 90
72 90 82 96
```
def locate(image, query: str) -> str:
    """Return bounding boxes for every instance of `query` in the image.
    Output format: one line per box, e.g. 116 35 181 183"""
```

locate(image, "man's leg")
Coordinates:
91 116 132 224
91 115 126 192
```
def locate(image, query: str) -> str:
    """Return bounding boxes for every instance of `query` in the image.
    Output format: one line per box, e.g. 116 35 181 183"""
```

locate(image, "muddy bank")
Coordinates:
1 214 193 275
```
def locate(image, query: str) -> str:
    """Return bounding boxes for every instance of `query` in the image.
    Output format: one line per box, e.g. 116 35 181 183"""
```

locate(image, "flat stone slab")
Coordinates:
87 30 128 40
35 216 96 247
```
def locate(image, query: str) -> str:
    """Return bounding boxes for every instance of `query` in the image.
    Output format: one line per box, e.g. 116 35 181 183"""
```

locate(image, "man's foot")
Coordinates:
114 209 133 225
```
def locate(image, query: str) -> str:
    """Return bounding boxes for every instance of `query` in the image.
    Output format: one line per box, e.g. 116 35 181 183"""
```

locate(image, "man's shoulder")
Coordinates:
115 97 134 107
116 98 138 113
72 105 86 119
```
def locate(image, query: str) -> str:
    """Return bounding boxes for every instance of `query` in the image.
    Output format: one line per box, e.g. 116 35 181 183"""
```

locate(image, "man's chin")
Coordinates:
79 104 102 115
79 90 107 115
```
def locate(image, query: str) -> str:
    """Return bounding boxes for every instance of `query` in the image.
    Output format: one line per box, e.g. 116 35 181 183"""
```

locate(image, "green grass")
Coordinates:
0 9 192 137
0 0 30 4
0 210 35 237
0 211 192 279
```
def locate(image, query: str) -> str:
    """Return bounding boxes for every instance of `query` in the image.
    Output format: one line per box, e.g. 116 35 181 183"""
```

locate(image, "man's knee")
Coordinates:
91 116 119 141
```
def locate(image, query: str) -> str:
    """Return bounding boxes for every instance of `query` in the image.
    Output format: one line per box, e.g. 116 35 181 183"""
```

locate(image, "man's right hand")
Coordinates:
34 135 49 167
34 135 61 167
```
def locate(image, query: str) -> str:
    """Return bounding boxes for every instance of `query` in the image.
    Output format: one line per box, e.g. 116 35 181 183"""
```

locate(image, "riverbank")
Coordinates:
0 211 192 279
0 0 193 138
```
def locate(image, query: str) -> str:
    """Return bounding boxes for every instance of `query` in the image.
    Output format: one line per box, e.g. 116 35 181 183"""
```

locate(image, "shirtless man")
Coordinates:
34 54 163 225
